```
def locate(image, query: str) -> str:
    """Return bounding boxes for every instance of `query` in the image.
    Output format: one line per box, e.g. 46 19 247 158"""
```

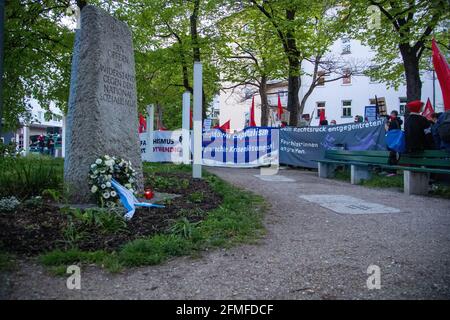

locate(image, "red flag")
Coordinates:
138 113 147 133
432 39 450 111
277 94 284 120
319 109 326 122
422 98 434 120
190 109 193 129
219 120 230 132
249 96 256 127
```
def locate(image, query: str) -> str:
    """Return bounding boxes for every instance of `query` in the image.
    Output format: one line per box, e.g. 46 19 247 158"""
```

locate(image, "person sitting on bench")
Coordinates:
404 100 435 153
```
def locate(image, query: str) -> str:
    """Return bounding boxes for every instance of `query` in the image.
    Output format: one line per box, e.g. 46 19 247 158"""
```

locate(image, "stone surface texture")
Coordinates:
64 5 143 202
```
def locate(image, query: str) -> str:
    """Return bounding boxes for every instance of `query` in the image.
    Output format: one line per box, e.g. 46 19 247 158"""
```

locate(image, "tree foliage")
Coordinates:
348 0 449 101
3 0 73 131
2 0 448 132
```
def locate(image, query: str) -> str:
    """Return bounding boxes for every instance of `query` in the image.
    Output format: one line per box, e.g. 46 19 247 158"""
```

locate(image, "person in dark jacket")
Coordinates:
432 111 450 152
404 100 435 153
385 110 403 169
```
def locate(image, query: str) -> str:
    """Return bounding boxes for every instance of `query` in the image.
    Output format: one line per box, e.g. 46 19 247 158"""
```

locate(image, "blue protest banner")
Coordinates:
280 120 386 168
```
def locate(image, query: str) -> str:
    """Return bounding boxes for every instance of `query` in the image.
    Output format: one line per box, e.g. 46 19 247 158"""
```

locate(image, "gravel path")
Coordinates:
1 167 450 299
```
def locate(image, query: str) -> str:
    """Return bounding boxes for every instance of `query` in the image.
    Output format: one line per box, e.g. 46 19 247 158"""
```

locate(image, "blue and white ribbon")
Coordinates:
111 179 164 220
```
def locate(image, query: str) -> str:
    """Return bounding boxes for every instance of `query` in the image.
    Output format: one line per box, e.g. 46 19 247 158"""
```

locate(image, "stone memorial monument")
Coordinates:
65 5 143 203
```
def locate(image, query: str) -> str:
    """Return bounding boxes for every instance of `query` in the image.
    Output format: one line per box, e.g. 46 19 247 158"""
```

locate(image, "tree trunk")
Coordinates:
190 0 207 119
403 53 422 103
259 75 269 126
287 56 301 126
399 44 422 125
285 9 300 126
76 0 87 10
0 0 4 136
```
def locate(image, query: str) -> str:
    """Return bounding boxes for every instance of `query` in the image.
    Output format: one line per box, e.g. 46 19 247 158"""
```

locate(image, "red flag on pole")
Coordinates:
249 96 257 127
432 39 450 111
277 94 284 121
138 113 147 133
219 120 230 132
422 98 434 120
319 109 326 122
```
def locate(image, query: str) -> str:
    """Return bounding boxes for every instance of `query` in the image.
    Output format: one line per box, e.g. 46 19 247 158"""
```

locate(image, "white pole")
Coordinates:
23 125 30 156
193 62 202 178
146 105 154 162
62 116 66 158
182 91 191 165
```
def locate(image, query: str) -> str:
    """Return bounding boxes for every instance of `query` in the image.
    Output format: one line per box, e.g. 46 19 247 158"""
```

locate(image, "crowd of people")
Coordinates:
36 134 56 156
400 100 450 153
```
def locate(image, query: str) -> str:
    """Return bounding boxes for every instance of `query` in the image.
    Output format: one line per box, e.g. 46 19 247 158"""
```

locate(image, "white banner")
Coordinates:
140 130 184 163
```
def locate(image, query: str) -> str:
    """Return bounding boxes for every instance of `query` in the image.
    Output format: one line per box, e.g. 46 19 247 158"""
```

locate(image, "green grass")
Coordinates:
0 252 16 272
332 167 403 189
39 163 266 273
430 184 450 199
333 168 350 181
360 173 403 189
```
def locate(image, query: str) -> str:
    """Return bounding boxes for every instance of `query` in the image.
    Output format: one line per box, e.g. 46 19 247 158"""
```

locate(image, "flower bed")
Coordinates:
0 171 222 255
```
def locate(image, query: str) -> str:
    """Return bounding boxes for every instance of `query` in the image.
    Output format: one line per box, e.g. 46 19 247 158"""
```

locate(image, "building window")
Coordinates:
317 71 325 86
342 68 351 85
341 38 351 54
316 102 326 118
37 111 43 121
399 97 407 115
342 100 352 117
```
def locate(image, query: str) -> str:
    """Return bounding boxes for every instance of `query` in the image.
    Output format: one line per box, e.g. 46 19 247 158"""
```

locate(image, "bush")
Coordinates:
0 142 17 157
0 156 63 199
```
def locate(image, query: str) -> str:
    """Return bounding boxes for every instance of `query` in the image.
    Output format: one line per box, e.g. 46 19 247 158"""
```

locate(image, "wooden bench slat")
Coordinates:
399 158 450 167
326 154 389 164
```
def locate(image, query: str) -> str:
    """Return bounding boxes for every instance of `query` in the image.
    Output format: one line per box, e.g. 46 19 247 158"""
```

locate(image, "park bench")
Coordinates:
317 150 450 195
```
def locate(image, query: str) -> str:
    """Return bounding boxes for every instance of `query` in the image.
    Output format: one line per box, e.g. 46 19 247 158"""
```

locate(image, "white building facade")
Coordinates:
218 38 444 130
2 98 64 154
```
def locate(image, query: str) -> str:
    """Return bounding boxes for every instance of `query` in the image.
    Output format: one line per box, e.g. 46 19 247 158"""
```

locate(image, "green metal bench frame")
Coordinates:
317 150 450 195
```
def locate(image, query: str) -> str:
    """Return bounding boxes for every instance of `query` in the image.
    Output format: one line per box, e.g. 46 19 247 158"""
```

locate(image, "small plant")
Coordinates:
177 208 205 218
169 217 201 239
22 196 44 208
61 217 86 249
147 175 178 190
180 179 190 189
42 188 62 202
65 207 127 234
0 156 63 199
0 196 20 212
188 191 204 203
430 184 450 198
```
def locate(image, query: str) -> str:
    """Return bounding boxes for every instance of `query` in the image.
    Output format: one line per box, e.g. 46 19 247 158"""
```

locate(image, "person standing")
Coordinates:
385 110 403 174
38 134 45 154
404 100 435 153
47 135 55 157
433 111 450 152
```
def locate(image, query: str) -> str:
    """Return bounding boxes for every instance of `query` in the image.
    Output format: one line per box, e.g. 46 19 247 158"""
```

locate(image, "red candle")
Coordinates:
144 189 154 200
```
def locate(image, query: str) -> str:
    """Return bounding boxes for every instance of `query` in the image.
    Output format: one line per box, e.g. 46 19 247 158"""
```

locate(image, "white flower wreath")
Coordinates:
88 155 138 207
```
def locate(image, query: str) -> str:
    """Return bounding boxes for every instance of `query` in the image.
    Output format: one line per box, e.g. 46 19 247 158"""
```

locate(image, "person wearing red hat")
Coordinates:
404 100 435 153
